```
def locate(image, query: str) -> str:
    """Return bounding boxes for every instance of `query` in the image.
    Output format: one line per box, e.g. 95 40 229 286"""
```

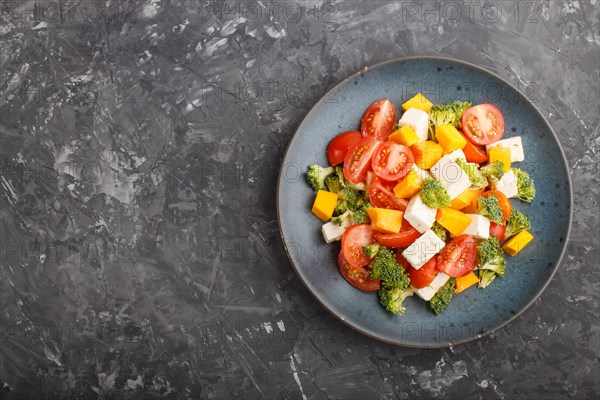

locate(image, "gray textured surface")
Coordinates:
0 0 598 399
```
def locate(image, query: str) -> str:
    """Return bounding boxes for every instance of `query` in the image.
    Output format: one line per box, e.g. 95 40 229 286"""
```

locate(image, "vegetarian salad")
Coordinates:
305 94 536 315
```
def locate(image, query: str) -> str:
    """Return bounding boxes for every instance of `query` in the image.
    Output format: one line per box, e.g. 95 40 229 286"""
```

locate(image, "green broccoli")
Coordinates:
333 200 349 216
362 243 381 259
369 247 411 289
431 221 448 242
351 200 372 224
324 174 342 193
420 178 451 208
333 186 363 216
428 101 472 141
512 168 536 203
456 158 488 189
331 210 353 226
476 195 503 225
476 236 506 288
379 286 414 315
305 164 335 190
504 209 531 240
481 161 505 183
429 278 457 314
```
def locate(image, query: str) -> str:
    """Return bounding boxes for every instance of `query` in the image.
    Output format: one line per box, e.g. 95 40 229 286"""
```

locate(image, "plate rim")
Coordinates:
276 55 573 348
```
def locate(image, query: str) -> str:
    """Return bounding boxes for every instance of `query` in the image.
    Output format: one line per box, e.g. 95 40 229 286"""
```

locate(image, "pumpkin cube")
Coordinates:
367 208 404 234
488 146 511 173
402 93 433 112
455 272 479 293
311 190 339 222
393 169 422 199
436 125 468 154
502 230 534 256
389 125 420 147
435 208 473 237
411 141 443 170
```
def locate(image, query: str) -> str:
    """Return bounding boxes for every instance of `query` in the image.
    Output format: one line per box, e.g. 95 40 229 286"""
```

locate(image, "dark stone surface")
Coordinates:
0 1 598 399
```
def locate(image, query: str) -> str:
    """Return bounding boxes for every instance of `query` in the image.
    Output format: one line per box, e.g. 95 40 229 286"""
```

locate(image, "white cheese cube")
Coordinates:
413 272 451 301
398 108 429 142
462 214 490 239
402 230 446 270
404 195 437 233
493 169 518 198
486 137 524 162
321 217 353 243
430 159 471 199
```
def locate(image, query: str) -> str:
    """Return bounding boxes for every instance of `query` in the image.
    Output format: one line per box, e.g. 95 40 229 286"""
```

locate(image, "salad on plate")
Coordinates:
305 93 536 316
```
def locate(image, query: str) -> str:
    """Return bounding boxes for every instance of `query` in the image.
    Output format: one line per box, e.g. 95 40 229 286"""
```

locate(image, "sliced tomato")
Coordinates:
368 178 408 211
436 235 477 278
489 221 506 243
460 131 489 163
360 99 397 140
374 220 420 248
343 138 380 184
398 253 438 289
338 251 380 291
327 131 362 166
371 141 414 181
341 224 375 268
461 104 505 145
481 190 512 222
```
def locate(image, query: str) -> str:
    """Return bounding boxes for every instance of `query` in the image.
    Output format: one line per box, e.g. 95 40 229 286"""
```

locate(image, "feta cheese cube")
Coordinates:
402 229 446 270
486 137 524 162
404 195 437 233
321 217 353 243
413 272 451 301
398 108 429 142
493 169 518 198
430 158 471 199
462 214 490 239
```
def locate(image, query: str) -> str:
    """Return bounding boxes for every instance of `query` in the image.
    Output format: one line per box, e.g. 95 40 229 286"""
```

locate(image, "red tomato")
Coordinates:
489 221 506 243
343 138 380 184
460 131 489 163
368 178 408 211
338 251 380 291
461 104 505 145
371 141 414 181
374 220 420 248
360 99 397 140
436 235 478 278
341 224 375 268
398 253 438 289
326 131 362 166
481 190 512 222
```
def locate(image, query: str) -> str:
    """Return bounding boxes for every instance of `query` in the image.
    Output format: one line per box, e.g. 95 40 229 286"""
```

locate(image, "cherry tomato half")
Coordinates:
436 235 478 278
461 104 505 145
460 131 489 163
360 99 397 141
341 224 376 268
374 220 420 248
489 221 506 243
343 137 380 184
481 190 512 222
338 251 380 291
368 178 408 211
371 141 414 182
327 131 362 166
397 253 438 289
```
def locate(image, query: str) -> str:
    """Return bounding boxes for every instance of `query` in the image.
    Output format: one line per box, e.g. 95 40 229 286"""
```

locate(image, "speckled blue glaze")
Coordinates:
277 56 572 347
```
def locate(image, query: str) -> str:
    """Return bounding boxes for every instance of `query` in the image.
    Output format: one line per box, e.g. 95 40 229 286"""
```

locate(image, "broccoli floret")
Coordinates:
430 278 457 314
333 186 363 216
512 168 536 203
476 195 504 225
504 209 531 240
477 236 506 288
305 164 335 190
456 158 488 189
362 243 381 259
379 286 414 315
351 201 372 224
481 162 505 183
428 101 472 141
333 200 349 216
324 173 343 193
420 178 451 208
431 221 448 242
369 247 411 289
331 210 353 226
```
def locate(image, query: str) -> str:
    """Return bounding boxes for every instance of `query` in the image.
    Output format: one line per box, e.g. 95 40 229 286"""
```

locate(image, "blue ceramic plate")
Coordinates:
277 56 572 347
